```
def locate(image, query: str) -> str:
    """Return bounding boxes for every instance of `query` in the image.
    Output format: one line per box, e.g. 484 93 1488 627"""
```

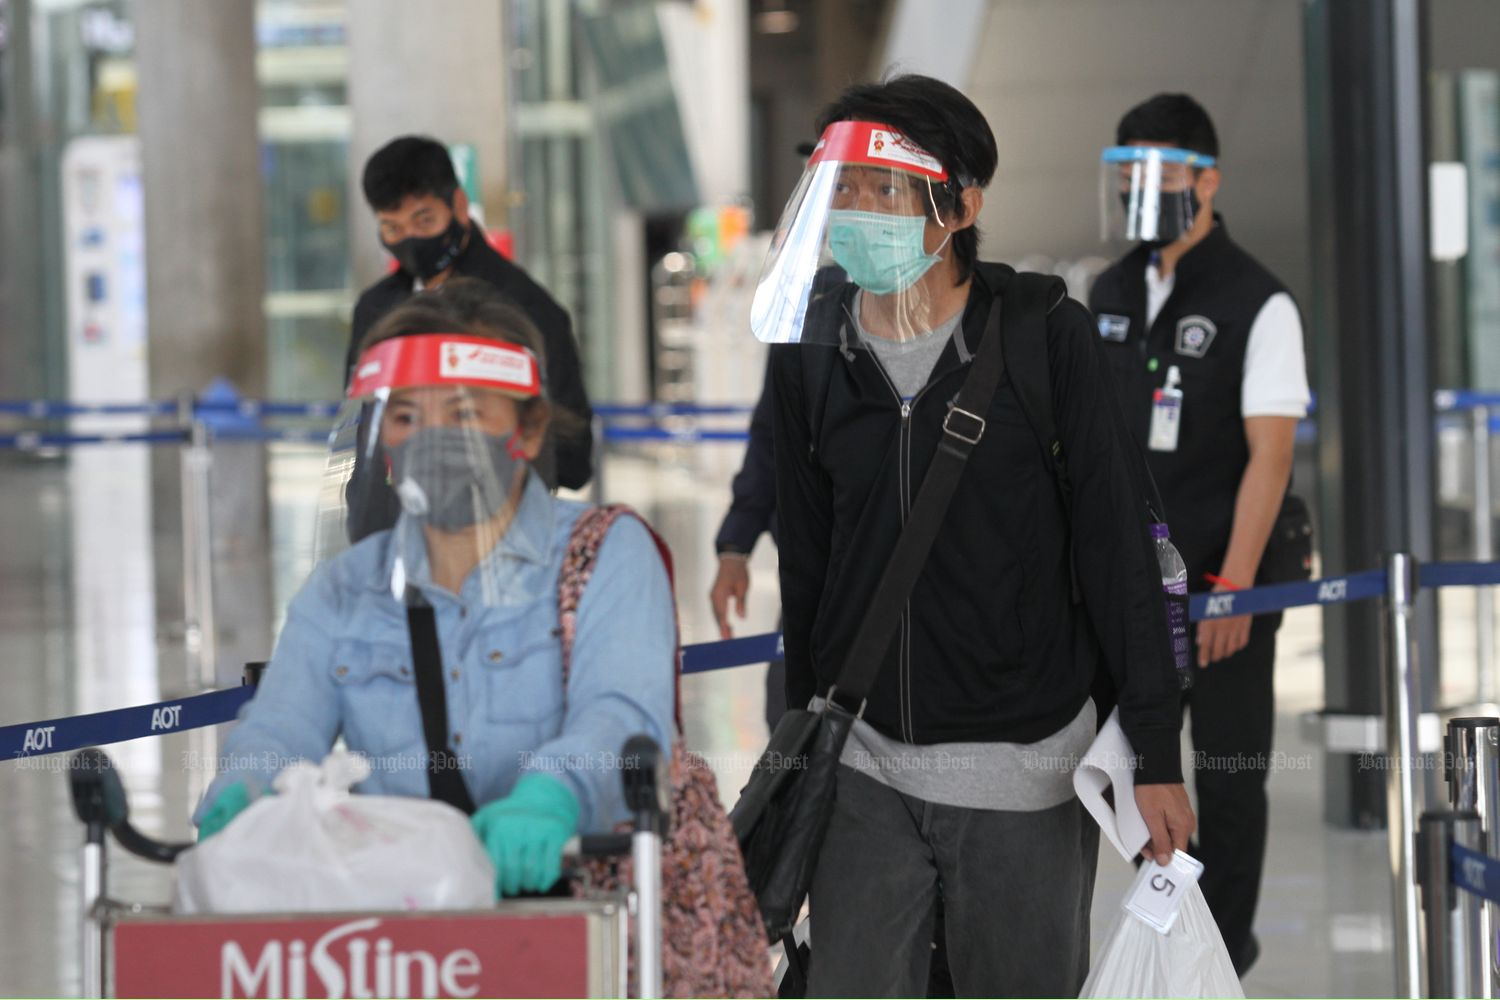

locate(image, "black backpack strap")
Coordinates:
406 590 478 815
998 273 1082 602
830 298 1009 708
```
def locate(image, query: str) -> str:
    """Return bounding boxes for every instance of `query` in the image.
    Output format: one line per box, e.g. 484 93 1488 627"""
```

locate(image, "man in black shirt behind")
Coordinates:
344 136 593 541
1090 95 1312 977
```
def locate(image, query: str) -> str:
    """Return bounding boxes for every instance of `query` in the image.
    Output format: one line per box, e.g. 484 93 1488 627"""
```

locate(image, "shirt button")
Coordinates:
460 606 468 618
489 650 503 663
400 666 411 678
450 669 460 681
453 732 462 746
335 666 349 678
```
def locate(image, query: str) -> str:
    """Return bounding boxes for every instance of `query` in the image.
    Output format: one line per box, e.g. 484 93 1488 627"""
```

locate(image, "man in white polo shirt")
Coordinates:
1089 92 1312 978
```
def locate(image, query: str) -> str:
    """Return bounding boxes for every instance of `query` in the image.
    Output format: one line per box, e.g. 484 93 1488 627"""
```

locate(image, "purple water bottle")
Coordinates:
1152 523 1192 690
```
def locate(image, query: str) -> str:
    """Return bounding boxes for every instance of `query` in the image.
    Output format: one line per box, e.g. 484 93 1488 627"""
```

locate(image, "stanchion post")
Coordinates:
622 734 666 999
1476 405 1496 705
80 833 105 999
1420 810 1484 998
1446 717 1500 996
178 393 217 689
1386 551 1424 998
1457 816 1491 998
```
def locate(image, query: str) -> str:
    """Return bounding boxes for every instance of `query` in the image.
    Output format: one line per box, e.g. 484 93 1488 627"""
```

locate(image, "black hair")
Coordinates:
359 277 584 441
815 74 997 285
1115 93 1220 159
361 135 461 213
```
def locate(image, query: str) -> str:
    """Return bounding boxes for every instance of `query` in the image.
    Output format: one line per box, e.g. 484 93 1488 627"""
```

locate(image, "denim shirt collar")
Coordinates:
372 472 557 599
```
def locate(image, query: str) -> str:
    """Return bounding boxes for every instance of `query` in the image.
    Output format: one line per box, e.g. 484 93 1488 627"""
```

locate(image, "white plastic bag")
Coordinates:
1073 711 1243 999
1081 881 1242 999
174 750 496 914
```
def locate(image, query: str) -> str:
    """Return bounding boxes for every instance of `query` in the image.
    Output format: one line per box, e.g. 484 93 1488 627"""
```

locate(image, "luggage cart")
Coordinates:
68 737 669 999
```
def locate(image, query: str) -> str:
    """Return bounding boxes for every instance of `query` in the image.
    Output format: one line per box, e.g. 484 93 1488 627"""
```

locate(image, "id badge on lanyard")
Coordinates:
1148 365 1183 453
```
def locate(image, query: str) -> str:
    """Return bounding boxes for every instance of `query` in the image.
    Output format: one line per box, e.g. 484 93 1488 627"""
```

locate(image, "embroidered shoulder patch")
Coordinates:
1175 315 1218 358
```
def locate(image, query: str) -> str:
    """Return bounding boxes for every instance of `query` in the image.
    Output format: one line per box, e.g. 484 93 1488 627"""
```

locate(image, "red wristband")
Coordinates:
1203 573 1245 590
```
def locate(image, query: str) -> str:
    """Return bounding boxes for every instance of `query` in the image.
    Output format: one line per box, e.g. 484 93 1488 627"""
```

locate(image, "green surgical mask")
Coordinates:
826 209 948 295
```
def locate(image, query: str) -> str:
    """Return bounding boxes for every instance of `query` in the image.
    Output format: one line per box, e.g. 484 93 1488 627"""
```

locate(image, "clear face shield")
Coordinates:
750 120 965 346
313 334 547 606
1100 145 1215 244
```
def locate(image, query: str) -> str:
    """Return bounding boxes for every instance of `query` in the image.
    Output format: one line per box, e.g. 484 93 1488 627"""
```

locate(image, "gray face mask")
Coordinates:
388 426 526 531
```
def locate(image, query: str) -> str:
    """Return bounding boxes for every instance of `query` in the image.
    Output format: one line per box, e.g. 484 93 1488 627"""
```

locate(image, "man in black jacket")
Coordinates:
1090 94 1311 977
346 136 593 498
761 76 1194 996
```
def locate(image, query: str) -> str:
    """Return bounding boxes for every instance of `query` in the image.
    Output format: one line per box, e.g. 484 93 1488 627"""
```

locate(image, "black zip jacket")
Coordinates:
346 222 594 491
772 262 1183 784
714 358 778 554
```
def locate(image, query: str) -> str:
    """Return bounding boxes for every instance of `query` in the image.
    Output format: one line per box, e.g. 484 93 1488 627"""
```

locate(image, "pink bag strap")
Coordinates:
557 504 684 729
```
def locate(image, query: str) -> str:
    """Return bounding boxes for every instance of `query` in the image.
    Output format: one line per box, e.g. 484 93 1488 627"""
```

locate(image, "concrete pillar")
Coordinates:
136 1 267 397
1305 0 1439 828
346 0 509 290
135 0 273 688
0 0 49 399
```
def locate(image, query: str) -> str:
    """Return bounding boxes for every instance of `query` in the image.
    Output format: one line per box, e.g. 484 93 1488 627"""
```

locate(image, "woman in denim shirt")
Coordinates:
192 281 675 897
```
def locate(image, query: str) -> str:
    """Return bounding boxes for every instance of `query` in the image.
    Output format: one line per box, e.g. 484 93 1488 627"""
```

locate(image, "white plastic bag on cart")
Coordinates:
174 750 496 914
1074 710 1243 999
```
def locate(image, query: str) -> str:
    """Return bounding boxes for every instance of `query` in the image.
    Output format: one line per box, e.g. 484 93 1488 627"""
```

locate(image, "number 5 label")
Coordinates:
1124 850 1205 934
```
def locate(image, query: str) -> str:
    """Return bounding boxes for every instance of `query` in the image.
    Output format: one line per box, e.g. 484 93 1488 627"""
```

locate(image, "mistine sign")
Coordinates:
112 910 603 998
220 918 478 998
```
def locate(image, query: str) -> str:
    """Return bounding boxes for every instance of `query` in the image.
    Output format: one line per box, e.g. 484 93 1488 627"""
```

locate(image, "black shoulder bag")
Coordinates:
729 273 1056 952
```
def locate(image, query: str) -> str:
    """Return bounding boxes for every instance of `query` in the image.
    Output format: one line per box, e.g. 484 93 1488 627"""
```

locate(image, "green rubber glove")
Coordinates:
197 780 253 841
470 773 580 898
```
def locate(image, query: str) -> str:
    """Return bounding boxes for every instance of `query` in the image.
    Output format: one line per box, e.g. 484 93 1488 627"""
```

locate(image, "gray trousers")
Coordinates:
807 766 1099 998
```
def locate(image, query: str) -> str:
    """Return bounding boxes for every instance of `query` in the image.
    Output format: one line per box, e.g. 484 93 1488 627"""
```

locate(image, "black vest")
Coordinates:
1088 219 1293 589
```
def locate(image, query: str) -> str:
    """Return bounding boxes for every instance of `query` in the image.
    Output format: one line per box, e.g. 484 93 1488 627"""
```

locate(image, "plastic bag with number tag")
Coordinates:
174 750 496 914
1074 711 1243 999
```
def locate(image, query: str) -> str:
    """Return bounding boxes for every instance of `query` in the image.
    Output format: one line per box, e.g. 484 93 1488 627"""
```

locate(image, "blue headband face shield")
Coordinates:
1100 145 1216 244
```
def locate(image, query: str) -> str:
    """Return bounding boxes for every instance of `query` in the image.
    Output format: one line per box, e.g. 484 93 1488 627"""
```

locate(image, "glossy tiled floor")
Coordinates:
0 441 1487 996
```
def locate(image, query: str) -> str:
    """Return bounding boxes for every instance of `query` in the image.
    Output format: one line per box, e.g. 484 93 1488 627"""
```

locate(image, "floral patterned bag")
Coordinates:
559 504 772 998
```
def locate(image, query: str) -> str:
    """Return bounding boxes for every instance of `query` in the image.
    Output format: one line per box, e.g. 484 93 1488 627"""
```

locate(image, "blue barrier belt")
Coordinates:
1 398 760 420
1451 842 1500 906
0 400 177 418
0 688 254 760
0 430 189 450
603 427 751 444
1188 569 1388 621
1435 390 1500 413
14 389 1500 422
204 426 331 445
1420 561 1500 589
195 400 341 419
683 632 782 674
5 555 1500 758
593 403 755 418
0 633 790 758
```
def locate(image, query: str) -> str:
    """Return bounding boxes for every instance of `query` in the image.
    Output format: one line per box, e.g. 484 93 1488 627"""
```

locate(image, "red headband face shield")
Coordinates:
750 120 962 347
315 334 547 605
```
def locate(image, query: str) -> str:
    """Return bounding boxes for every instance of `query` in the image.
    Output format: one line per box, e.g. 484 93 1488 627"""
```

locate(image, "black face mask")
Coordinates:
383 208 467 281
1120 189 1201 246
